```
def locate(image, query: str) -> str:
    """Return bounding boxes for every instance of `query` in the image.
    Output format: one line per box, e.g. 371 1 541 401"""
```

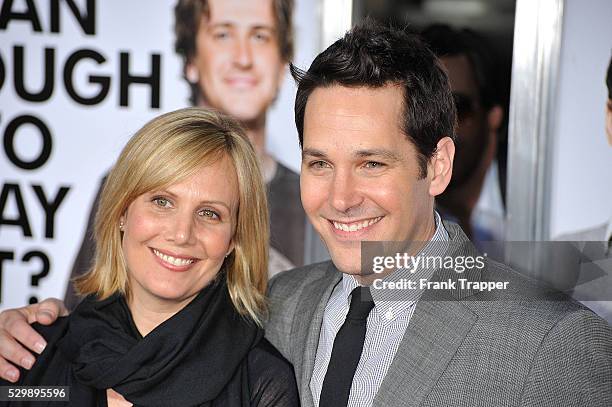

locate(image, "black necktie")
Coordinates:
319 286 375 407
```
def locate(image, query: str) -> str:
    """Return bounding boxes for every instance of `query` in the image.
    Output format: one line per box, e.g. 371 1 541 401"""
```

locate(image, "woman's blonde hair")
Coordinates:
75 107 269 324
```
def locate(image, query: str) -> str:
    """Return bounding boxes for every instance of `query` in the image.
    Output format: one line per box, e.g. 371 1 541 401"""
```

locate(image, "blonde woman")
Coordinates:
0 108 298 406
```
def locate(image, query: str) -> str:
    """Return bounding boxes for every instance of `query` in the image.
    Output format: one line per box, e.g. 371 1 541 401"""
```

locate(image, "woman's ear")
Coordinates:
225 238 235 258
428 136 456 197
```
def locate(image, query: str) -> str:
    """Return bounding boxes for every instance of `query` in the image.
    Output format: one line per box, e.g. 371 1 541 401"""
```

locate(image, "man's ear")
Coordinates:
487 105 504 134
185 62 199 84
273 62 288 99
428 136 455 197
279 62 288 84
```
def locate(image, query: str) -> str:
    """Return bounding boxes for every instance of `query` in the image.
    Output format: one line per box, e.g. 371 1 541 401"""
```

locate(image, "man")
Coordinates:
421 24 505 243
554 55 612 322
1 21 611 407
67 0 305 309
556 55 612 242
608 56 612 146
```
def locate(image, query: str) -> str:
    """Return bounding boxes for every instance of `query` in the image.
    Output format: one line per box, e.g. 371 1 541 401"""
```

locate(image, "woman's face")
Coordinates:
120 156 239 310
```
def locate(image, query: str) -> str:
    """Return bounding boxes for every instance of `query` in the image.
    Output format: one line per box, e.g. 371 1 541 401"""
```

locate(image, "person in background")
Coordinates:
67 0 306 309
421 24 505 243
0 108 299 406
553 55 612 323
607 55 612 147
555 54 612 242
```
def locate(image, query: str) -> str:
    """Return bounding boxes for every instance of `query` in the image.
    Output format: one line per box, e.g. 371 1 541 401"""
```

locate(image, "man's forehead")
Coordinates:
204 0 276 29
303 85 406 147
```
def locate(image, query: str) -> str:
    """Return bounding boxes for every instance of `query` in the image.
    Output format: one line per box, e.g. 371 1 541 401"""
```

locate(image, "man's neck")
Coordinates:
242 117 266 157
242 117 277 183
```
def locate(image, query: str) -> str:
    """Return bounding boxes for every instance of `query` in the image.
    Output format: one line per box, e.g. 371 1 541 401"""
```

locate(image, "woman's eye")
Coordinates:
199 209 220 220
153 197 171 207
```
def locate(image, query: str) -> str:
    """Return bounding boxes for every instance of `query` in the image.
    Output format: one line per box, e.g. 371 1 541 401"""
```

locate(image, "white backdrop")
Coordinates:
549 0 612 237
0 0 319 309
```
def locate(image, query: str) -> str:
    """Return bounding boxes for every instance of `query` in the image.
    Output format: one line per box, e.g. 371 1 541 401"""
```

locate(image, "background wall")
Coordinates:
0 0 319 309
549 0 612 238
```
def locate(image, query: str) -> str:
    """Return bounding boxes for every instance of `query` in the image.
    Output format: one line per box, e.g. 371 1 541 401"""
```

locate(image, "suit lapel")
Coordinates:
291 263 342 407
373 298 477 407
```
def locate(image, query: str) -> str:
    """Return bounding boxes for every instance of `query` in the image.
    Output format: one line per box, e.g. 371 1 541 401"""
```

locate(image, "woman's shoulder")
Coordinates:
32 316 71 343
247 338 300 406
0 317 71 387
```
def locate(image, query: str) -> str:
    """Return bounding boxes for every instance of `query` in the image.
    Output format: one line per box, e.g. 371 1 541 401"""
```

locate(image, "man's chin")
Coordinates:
223 108 263 124
328 255 362 276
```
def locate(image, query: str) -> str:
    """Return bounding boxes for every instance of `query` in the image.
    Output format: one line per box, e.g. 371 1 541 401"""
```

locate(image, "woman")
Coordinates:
0 108 299 406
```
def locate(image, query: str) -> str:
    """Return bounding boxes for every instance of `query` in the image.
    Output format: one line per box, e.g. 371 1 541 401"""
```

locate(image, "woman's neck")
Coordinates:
127 294 193 337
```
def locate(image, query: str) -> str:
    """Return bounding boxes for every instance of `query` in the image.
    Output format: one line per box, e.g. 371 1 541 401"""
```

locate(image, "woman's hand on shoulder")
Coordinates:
0 298 68 382
107 389 133 407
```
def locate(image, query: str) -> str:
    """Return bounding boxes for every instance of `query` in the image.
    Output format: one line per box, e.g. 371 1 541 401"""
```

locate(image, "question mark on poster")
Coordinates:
23 250 50 304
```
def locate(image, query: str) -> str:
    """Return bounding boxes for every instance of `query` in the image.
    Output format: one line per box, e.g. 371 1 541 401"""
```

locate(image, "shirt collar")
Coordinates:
340 211 450 316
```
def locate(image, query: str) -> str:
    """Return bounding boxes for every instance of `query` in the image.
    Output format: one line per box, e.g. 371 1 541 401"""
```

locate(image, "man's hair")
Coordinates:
606 54 612 100
174 0 294 105
75 108 269 326
420 24 499 110
292 19 456 178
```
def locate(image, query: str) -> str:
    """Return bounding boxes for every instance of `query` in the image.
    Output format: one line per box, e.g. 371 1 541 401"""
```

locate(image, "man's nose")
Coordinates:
329 170 363 214
233 36 253 68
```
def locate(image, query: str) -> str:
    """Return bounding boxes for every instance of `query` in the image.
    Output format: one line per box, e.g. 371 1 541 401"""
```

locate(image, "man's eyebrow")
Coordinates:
251 25 275 31
207 22 233 29
302 148 327 159
207 22 275 31
355 149 402 162
302 148 403 162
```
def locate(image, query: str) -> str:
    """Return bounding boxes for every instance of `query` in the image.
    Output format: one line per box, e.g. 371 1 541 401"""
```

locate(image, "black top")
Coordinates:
2 277 299 407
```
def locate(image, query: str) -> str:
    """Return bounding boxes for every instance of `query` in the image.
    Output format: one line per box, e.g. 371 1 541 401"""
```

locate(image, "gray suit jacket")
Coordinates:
265 222 612 407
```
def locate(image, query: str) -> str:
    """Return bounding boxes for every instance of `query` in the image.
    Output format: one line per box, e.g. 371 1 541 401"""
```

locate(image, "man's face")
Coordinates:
440 54 488 186
300 85 436 275
187 0 285 123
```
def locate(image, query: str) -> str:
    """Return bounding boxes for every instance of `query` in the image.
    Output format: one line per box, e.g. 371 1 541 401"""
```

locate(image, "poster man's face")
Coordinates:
187 0 286 123
300 85 437 275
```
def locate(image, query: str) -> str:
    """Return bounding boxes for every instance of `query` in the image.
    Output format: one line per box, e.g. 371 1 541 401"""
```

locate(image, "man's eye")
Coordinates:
153 197 171 207
310 161 330 169
253 32 271 42
199 209 220 220
364 161 385 169
212 31 230 40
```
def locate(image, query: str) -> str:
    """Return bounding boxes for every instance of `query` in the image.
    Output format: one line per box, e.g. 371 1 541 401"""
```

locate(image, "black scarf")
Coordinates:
57 274 262 406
